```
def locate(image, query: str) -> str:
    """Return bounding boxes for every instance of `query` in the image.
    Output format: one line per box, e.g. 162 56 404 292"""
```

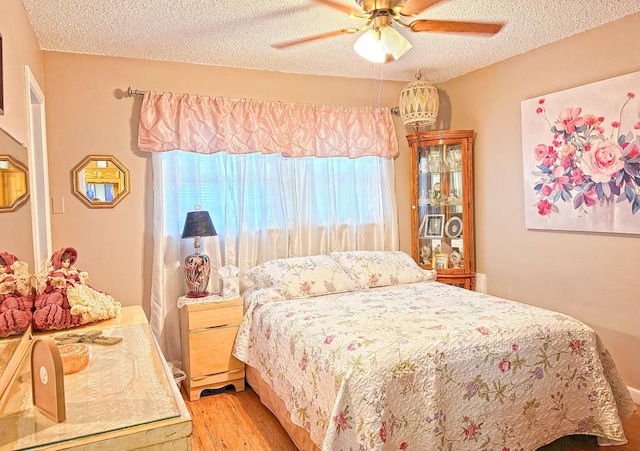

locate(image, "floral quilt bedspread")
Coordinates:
234 282 635 451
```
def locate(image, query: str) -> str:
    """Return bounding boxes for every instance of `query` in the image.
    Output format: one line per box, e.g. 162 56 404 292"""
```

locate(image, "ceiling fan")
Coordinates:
272 0 504 62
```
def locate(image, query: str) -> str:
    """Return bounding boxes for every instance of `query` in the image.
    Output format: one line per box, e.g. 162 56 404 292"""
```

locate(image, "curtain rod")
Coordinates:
125 87 401 115
127 87 147 97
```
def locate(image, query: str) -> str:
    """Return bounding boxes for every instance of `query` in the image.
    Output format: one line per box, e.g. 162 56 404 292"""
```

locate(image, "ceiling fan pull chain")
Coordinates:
372 63 384 109
378 63 384 109
372 64 378 108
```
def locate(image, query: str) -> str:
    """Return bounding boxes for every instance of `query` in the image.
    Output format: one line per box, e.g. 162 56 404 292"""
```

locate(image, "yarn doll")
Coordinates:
33 247 121 330
0 251 34 338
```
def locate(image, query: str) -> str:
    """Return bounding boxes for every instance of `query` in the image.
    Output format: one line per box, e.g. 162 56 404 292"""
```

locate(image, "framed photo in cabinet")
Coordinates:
444 215 463 238
423 214 444 239
432 253 449 269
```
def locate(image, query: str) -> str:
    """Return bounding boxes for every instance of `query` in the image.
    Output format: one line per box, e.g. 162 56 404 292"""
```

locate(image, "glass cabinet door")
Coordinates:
416 142 464 269
408 131 475 290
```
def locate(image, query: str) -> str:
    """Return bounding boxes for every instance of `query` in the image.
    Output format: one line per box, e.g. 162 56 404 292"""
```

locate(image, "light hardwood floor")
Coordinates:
183 387 639 451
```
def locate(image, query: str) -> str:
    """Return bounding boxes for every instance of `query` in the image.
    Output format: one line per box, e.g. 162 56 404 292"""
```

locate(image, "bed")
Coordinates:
233 251 635 451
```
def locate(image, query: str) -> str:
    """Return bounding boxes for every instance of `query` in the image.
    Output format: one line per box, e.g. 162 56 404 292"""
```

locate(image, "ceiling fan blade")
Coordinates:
271 28 360 49
399 0 447 17
312 0 366 17
410 19 503 35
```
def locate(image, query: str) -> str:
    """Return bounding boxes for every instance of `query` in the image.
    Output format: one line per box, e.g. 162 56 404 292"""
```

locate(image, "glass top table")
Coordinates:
0 322 181 451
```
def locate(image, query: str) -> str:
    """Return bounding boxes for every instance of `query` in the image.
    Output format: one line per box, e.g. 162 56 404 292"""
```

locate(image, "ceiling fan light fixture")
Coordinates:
379 25 412 59
354 25 412 63
353 28 387 63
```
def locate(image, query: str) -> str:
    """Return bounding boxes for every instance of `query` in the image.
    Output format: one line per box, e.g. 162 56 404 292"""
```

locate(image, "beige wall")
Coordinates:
41 51 408 310
0 0 45 268
436 13 640 392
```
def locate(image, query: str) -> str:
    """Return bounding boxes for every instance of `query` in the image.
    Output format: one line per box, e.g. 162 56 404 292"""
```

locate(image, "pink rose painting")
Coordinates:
521 71 640 234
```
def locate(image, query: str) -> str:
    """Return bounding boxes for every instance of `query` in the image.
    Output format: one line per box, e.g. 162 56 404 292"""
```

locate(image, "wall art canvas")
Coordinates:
521 71 640 234
0 33 4 115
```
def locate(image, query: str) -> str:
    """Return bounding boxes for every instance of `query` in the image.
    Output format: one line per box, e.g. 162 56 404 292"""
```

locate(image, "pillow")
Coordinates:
330 250 436 288
245 255 361 299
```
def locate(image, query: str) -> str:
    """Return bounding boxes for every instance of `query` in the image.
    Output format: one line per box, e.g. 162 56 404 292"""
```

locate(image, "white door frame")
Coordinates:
25 66 52 269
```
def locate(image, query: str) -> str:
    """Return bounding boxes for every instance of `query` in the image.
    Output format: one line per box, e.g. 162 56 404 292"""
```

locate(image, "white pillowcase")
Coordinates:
330 250 436 288
245 254 361 299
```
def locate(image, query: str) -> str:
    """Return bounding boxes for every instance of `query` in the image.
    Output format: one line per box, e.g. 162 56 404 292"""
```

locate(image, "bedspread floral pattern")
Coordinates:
234 282 634 451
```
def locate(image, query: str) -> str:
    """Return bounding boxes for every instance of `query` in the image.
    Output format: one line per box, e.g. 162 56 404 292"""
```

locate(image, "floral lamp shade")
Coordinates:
182 208 217 298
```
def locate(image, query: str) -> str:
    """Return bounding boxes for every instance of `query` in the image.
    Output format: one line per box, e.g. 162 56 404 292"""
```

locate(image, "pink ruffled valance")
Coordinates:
137 92 399 158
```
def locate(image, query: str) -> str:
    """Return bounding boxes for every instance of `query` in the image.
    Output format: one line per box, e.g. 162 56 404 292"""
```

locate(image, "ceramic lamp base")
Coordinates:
184 252 211 298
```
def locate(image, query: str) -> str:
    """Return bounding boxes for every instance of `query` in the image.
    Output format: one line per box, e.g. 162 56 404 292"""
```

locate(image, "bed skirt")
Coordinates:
246 365 320 451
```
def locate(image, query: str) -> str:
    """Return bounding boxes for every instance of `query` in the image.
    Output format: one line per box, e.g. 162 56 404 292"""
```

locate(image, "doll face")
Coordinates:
60 251 74 268
0 263 6 274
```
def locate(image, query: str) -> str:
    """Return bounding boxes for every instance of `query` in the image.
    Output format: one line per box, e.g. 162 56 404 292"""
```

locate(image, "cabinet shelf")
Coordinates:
420 169 463 175
407 130 476 290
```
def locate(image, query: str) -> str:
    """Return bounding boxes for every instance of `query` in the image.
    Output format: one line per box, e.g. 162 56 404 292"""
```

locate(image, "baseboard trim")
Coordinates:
628 385 640 405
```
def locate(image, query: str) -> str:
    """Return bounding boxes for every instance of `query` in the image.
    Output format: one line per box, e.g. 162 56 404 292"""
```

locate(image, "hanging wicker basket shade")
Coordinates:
399 81 439 127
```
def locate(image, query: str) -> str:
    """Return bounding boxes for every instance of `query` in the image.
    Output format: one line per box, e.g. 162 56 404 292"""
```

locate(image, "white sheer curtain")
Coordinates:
150 151 398 366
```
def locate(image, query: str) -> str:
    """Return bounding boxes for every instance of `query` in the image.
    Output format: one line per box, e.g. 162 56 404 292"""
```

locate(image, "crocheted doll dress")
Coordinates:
0 251 34 338
33 247 121 331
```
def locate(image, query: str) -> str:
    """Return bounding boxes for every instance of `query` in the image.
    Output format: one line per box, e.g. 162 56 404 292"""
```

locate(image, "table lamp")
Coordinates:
181 206 217 298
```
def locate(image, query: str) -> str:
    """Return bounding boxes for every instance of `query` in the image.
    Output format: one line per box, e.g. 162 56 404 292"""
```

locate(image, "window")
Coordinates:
158 150 397 256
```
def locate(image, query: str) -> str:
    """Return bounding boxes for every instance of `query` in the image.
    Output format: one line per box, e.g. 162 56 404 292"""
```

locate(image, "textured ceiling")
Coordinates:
22 0 640 83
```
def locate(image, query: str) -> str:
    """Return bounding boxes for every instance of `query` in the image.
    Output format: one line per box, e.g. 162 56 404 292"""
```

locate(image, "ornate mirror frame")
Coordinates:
0 154 29 212
72 155 130 208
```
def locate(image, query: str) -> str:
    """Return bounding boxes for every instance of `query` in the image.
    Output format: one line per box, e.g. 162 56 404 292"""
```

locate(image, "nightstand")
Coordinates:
179 296 245 401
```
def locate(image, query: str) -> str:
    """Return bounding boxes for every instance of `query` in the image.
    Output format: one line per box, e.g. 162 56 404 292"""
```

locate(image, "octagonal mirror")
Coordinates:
72 155 130 208
0 155 29 212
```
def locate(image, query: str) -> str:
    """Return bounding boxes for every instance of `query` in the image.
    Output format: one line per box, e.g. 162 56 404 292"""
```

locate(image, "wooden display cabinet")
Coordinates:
407 130 476 290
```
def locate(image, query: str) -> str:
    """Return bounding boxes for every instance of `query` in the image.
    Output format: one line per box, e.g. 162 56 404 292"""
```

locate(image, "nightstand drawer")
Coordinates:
188 325 244 377
187 304 242 330
190 368 245 387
